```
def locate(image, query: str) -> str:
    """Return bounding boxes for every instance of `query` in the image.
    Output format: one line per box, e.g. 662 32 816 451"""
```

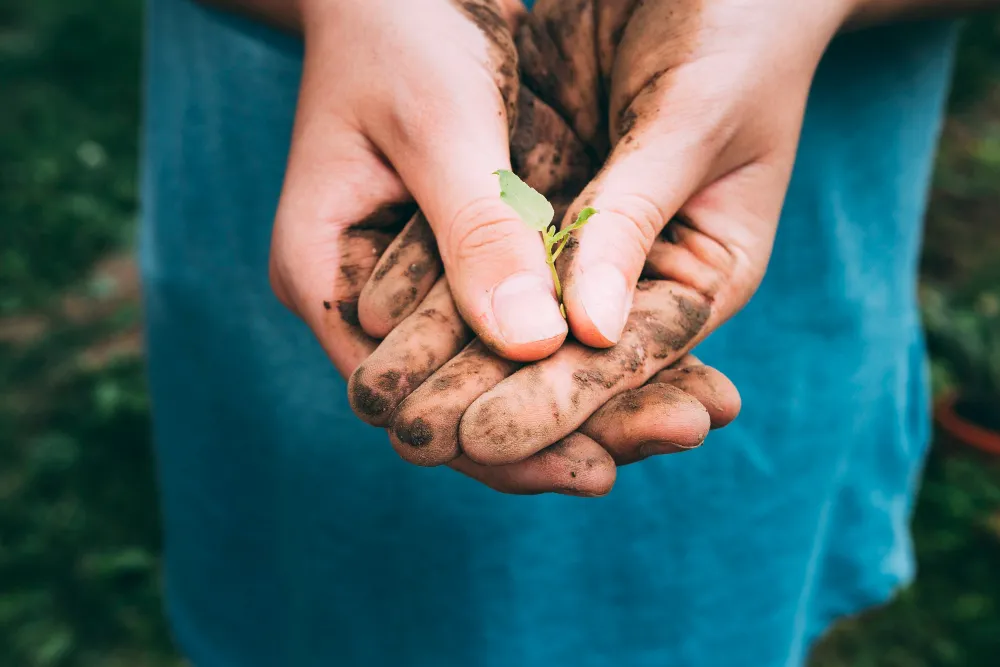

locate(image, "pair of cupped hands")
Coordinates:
254 0 864 495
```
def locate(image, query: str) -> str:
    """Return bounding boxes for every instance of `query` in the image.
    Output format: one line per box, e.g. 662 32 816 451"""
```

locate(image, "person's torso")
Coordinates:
141 2 959 665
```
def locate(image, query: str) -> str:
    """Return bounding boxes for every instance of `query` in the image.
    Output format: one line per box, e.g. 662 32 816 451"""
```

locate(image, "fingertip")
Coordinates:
549 434 617 497
563 458 617 497
357 298 394 340
388 415 453 468
487 271 569 359
581 384 711 463
671 399 712 449
388 397 462 468
707 379 741 429
346 364 393 426
458 395 520 466
563 262 633 348
653 365 742 429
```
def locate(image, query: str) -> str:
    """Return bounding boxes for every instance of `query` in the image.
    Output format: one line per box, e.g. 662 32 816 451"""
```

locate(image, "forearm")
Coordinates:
196 0 302 32
849 0 1000 28
195 0 524 34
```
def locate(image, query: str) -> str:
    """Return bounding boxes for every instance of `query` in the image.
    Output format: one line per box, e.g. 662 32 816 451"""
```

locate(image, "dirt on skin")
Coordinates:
332 203 415 341
453 0 521 131
457 281 711 465
349 279 472 426
350 0 723 469
355 82 594 337
448 431 616 496
360 212 442 332
577 382 710 464
389 338 521 467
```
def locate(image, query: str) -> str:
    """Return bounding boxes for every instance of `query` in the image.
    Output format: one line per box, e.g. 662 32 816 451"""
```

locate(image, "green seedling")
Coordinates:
493 169 597 317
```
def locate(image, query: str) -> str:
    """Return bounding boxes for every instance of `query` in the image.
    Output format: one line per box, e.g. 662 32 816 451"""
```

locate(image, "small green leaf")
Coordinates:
572 206 598 228
551 207 599 245
493 169 554 232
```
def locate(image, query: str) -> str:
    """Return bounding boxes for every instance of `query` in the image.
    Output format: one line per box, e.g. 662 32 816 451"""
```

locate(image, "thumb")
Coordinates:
365 38 567 362
383 112 567 362
558 116 719 347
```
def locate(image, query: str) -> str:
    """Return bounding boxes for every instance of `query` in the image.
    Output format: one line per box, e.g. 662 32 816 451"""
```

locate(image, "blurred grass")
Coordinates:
1 1 999 666
0 0 139 314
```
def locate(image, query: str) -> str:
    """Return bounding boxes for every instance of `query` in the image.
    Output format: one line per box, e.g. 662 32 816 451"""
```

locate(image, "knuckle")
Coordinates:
602 192 666 254
445 196 527 264
582 194 664 273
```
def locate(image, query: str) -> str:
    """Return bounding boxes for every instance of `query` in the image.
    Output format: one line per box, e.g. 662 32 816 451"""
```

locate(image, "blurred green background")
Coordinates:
2 1 1000 666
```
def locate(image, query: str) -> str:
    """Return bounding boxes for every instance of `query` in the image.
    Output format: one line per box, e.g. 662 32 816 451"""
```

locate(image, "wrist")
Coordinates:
840 0 986 29
843 0 899 28
196 0 304 32
831 0 878 32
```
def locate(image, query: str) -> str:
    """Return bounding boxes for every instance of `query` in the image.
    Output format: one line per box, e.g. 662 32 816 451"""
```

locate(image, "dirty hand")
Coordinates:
353 265 741 495
389 0 851 469
353 213 742 480
347 3 742 493
238 0 741 496
268 0 590 374
508 0 849 355
349 84 745 483
354 250 740 494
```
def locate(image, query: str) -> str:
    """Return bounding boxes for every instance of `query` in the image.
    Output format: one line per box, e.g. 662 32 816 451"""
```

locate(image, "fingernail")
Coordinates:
638 440 699 458
577 263 630 344
492 272 567 345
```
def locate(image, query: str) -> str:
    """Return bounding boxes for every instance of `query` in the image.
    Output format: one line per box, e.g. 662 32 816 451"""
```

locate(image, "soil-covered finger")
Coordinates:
357 86 592 340
592 0 642 90
348 279 472 426
510 86 594 200
389 339 520 467
358 211 442 338
651 364 741 429
312 222 399 377
459 280 711 465
579 383 710 465
516 5 605 156
453 0 521 130
605 0 704 146
448 432 616 497
643 220 733 300
525 0 644 143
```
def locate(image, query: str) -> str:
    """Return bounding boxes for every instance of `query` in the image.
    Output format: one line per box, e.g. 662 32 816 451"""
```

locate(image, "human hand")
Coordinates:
353 214 741 476
354 239 739 492
348 14 740 492
509 0 853 357
246 0 738 496
268 0 608 374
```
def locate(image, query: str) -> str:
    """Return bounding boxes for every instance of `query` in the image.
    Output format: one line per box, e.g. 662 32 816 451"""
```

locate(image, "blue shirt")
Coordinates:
141 1 959 665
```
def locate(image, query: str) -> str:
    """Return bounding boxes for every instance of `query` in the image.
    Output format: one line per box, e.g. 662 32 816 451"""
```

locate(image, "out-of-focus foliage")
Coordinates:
0 0 140 314
924 268 1000 430
950 15 1000 111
